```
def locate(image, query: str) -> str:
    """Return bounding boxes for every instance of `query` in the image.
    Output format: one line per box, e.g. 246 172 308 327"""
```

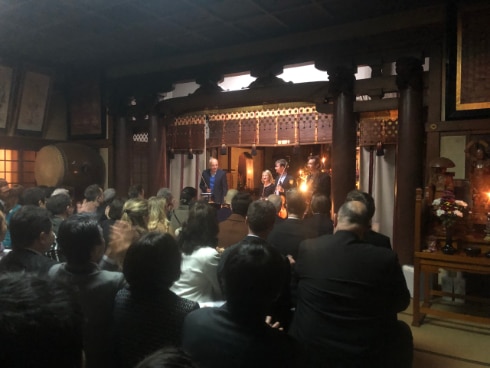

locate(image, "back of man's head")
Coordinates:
128 184 144 199
46 193 72 216
0 272 84 368
57 214 104 265
246 200 276 235
310 193 331 215
84 184 102 202
218 241 285 312
266 194 282 213
345 190 375 220
20 186 47 206
286 189 306 216
180 187 197 205
10 205 52 250
231 192 252 216
336 200 370 232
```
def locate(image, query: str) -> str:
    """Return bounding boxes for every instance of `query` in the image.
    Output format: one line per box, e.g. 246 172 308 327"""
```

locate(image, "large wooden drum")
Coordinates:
35 143 105 198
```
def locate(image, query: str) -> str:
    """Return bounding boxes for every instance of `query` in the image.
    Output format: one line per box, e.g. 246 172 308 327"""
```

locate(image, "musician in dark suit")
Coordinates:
345 189 392 249
306 155 331 197
199 157 228 205
274 159 296 194
289 200 412 368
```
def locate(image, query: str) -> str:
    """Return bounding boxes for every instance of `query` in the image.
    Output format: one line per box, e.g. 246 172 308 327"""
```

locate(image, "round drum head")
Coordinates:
34 145 64 187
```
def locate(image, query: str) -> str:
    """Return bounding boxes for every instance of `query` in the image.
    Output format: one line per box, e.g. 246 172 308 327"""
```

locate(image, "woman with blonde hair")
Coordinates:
260 170 276 199
147 196 173 235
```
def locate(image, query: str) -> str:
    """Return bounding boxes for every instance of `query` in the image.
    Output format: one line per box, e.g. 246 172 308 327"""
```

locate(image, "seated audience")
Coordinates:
217 191 252 249
0 205 56 274
148 196 173 235
170 187 197 235
0 272 84 368
171 201 223 303
182 231 304 368
289 200 412 368
303 193 333 238
345 189 392 249
114 232 199 368
49 214 126 368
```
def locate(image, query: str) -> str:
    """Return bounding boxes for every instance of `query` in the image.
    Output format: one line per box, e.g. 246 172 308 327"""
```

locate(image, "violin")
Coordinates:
278 193 288 219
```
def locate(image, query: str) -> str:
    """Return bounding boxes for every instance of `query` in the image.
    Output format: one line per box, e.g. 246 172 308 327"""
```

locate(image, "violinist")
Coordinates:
274 159 296 195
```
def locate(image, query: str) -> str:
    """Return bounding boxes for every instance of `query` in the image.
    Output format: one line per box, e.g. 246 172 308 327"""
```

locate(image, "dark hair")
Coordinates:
46 194 72 216
10 205 52 250
84 184 102 202
108 197 125 220
231 192 252 216
128 184 144 199
310 193 331 215
123 232 181 293
345 190 375 220
0 272 84 368
20 186 47 206
135 347 198 368
180 187 197 206
308 155 321 169
178 201 218 255
218 241 286 310
246 200 276 234
285 189 306 216
57 214 104 265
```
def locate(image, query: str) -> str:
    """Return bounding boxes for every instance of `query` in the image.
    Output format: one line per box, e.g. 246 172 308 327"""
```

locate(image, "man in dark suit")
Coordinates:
274 158 296 194
306 155 331 197
345 189 392 249
217 192 252 249
0 205 56 274
182 200 303 368
200 157 228 205
289 200 412 368
303 193 334 238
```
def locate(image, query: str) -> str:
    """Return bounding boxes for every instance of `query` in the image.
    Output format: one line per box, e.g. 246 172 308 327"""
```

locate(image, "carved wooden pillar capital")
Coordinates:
395 57 424 91
327 65 356 98
249 62 286 89
194 72 224 94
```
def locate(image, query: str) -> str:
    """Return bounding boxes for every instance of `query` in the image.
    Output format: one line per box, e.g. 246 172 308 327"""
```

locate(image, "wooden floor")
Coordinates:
399 300 490 367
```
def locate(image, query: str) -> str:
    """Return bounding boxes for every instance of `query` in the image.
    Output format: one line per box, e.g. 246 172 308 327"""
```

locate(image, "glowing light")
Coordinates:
300 182 308 192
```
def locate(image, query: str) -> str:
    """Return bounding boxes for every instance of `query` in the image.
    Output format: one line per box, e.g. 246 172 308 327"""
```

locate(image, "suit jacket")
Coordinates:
275 172 296 193
307 172 331 196
267 218 311 260
217 214 248 249
182 303 303 368
289 230 410 363
0 248 56 274
200 169 228 204
364 229 392 250
302 213 334 238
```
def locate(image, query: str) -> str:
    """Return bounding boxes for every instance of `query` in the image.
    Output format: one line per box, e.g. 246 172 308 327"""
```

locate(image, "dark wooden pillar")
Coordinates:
114 116 130 198
328 66 357 213
394 57 424 265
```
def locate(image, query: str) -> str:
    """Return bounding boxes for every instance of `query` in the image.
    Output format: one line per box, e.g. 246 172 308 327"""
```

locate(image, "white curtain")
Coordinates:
359 146 396 244
168 153 207 198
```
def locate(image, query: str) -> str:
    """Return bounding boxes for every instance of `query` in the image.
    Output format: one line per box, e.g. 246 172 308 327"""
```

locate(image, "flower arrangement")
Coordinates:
432 193 468 228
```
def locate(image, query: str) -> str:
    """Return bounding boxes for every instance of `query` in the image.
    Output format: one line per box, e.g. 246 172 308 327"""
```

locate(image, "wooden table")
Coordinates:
412 250 490 326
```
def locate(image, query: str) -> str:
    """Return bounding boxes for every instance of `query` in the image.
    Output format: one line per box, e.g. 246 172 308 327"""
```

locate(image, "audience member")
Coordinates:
345 189 392 249
128 184 145 199
3 184 23 248
156 187 175 220
79 184 104 214
148 196 173 235
267 193 286 224
217 191 252 249
0 205 56 274
100 197 124 246
170 186 197 235
182 227 303 368
97 187 117 222
260 169 276 199
46 193 73 235
135 347 199 368
274 158 296 194
0 178 9 208
0 272 84 368
216 188 237 222
0 209 7 258
49 214 126 368
171 201 223 303
289 200 412 368
303 193 333 238
21 186 47 207
114 232 199 368
199 157 228 205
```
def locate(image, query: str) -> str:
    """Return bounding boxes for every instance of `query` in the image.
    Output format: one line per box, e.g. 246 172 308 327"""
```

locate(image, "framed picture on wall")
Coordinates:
0 63 16 132
446 2 490 119
15 67 52 136
68 76 106 139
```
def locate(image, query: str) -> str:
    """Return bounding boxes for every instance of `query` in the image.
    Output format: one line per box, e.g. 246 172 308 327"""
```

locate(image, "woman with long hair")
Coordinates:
147 196 173 235
170 201 223 303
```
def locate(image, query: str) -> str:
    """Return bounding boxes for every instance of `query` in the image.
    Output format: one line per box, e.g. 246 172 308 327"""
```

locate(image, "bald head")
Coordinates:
335 200 370 236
